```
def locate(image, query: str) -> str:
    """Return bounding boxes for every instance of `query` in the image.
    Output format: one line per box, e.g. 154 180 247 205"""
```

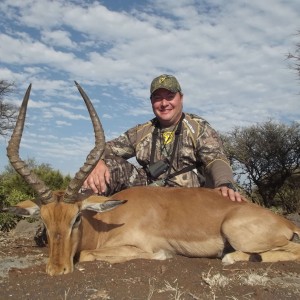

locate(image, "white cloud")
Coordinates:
41 30 77 49
102 114 113 119
0 33 79 70
24 100 52 109
56 120 72 127
51 107 90 120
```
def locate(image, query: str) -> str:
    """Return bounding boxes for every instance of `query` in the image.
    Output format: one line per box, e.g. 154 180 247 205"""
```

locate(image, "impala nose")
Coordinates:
46 262 73 276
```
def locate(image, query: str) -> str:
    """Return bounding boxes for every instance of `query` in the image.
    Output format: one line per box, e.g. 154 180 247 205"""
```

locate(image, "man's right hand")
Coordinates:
82 160 111 194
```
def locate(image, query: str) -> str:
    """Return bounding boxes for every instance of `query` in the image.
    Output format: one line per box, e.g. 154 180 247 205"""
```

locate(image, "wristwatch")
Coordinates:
218 183 236 192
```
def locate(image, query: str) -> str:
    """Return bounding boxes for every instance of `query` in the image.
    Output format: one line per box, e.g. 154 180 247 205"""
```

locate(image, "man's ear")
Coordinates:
3 200 40 217
81 197 127 213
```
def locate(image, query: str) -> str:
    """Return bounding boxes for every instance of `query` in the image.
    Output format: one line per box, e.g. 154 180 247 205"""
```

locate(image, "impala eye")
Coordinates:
73 214 81 228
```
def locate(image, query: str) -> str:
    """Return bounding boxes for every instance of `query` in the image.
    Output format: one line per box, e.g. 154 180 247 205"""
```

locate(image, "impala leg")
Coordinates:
222 251 251 265
258 241 300 262
222 241 300 264
79 245 173 264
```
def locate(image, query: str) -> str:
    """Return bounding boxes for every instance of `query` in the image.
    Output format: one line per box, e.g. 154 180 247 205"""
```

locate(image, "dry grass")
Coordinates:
147 278 186 300
202 268 231 288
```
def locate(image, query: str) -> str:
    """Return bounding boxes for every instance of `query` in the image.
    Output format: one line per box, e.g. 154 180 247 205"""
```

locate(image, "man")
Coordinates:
83 74 243 201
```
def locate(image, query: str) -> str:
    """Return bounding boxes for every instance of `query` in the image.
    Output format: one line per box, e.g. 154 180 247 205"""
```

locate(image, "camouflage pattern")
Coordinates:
103 113 233 195
104 157 148 195
150 74 182 96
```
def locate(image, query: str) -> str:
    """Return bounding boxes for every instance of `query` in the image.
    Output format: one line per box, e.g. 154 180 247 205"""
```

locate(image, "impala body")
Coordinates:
13 186 300 275
6 83 300 276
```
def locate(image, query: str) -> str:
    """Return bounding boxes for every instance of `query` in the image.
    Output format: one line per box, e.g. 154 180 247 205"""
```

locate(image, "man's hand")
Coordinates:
215 185 246 202
82 160 110 194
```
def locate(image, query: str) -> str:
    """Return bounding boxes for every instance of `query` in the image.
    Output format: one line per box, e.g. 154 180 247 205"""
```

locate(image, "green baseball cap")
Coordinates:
150 74 182 96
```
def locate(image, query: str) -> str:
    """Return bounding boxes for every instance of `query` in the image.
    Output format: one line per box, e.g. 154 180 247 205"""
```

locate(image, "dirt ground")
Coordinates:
1 216 300 300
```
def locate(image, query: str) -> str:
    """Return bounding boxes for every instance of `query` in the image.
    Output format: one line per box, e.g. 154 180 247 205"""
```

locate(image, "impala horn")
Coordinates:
63 81 105 203
7 84 53 204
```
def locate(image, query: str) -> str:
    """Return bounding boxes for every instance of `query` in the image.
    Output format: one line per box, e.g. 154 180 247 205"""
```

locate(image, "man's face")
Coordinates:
151 88 183 127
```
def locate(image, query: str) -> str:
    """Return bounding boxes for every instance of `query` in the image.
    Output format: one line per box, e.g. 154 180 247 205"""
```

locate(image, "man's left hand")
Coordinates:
215 186 246 202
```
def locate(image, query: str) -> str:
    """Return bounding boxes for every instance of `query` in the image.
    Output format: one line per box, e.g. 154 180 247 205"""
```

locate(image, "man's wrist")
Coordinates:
217 183 236 192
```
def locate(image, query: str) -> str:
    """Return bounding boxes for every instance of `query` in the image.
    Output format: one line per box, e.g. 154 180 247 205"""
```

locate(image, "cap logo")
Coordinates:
159 76 167 84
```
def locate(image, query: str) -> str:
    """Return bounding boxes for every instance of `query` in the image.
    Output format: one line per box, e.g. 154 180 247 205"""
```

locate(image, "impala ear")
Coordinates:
3 200 40 217
81 199 127 213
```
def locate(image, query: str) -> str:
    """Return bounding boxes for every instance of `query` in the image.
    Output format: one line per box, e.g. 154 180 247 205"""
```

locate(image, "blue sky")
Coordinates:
0 0 299 176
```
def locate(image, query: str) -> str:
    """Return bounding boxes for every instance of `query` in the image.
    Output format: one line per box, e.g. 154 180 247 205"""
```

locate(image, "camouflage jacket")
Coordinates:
105 113 233 187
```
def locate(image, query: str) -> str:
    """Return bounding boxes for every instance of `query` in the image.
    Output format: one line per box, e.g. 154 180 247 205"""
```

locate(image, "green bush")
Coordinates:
0 188 32 232
0 212 20 232
0 159 71 232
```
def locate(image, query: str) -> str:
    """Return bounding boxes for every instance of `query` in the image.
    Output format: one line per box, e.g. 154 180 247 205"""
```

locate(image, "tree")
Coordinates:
223 121 300 208
1 159 71 198
275 169 300 213
0 159 71 231
0 80 17 136
287 31 300 81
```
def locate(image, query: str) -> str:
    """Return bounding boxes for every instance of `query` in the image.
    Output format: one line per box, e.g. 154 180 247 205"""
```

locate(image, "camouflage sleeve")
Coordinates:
196 120 234 186
104 126 138 160
196 120 229 166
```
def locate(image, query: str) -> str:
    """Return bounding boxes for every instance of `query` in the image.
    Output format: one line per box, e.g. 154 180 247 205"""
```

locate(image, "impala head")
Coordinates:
6 82 125 275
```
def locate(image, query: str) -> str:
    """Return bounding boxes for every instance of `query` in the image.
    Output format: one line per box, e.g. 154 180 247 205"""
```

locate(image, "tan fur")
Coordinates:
13 187 300 275
28 186 300 275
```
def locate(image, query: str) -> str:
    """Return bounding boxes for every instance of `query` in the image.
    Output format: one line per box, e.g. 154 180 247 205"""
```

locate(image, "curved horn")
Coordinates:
63 81 105 203
7 84 53 204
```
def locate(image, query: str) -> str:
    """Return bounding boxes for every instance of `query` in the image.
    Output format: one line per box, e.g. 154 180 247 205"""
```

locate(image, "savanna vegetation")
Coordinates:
222 121 300 212
0 80 17 137
0 159 71 231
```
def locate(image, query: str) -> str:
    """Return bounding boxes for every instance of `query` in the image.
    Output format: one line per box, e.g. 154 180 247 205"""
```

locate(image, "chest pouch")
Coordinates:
147 160 169 179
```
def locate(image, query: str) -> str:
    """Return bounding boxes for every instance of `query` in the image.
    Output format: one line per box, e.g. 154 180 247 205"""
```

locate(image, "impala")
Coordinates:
5 82 300 276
